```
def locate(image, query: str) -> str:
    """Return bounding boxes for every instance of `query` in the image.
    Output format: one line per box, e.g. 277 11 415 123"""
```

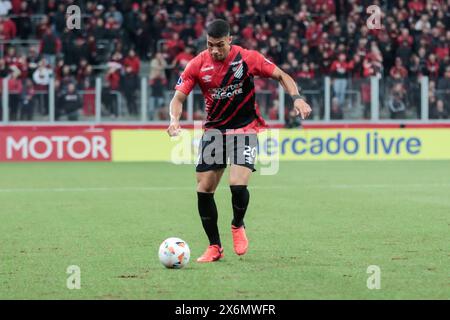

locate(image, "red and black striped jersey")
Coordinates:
174 45 277 133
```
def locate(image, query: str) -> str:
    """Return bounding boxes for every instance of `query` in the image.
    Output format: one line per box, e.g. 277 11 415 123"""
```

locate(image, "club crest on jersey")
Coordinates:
233 63 244 79
176 76 183 86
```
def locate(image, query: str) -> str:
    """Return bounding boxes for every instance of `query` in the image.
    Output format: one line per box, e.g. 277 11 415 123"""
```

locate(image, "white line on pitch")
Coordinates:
0 184 449 193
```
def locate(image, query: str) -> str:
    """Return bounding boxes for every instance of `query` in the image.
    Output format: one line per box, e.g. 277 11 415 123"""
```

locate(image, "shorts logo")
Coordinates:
234 64 244 79
176 76 183 86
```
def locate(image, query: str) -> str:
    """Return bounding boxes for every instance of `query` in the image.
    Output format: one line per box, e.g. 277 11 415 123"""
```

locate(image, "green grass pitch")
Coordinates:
0 161 448 299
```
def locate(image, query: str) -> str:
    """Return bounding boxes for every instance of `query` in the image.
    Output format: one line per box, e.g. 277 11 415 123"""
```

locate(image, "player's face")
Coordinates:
207 36 231 61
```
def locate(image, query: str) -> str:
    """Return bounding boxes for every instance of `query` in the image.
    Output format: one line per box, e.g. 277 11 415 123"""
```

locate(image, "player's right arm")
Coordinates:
167 57 199 137
167 90 187 137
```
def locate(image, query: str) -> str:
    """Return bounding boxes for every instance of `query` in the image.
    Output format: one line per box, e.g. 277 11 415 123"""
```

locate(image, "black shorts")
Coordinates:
196 132 258 172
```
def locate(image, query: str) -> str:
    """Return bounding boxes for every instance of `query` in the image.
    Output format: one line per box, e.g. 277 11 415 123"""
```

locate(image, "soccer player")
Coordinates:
167 19 311 262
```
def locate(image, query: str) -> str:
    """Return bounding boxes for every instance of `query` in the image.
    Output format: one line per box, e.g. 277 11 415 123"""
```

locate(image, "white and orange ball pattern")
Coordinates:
158 237 190 269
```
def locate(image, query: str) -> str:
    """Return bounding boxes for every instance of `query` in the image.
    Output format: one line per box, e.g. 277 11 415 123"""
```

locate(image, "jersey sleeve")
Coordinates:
174 58 199 95
246 50 277 78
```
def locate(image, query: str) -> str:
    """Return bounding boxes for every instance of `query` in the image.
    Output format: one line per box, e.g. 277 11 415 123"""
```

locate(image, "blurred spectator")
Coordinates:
60 64 75 89
58 83 81 121
305 20 322 49
19 78 35 121
45 0 57 18
330 53 353 107
408 0 425 13
388 83 407 119
268 99 279 121
135 13 151 59
396 40 412 67
104 60 121 116
102 80 117 118
408 54 424 80
389 57 408 79
149 52 167 83
36 15 50 39
285 108 301 128
123 49 140 75
426 54 440 79
330 97 343 120
32 59 52 115
40 28 61 67
14 1 32 39
429 80 437 100
8 65 22 120
0 0 12 16
434 34 449 62
297 62 315 84
92 18 106 40
437 66 450 101
166 32 185 63
360 78 371 119
149 52 168 117
53 3 66 36
4 46 17 65
75 58 87 80
82 78 95 117
121 65 139 115
124 2 140 40
157 103 169 121
193 107 206 121
173 46 195 73
430 99 448 119
0 16 16 40
0 57 8 77
106 61 121 92
104 4 123 27
414 14 431 32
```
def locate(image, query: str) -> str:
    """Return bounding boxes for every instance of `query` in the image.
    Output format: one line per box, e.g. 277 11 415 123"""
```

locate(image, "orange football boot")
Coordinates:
231 225 248 255
196 245 224 262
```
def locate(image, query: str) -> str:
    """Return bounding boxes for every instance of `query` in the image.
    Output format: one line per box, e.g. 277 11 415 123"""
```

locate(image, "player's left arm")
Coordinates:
270 67 312 120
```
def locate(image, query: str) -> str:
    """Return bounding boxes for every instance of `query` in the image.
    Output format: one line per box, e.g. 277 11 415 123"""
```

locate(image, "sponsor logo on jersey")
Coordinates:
176 76 183 86
201 66 214 72
229 59 242 66
202 75 212 82
208 82 244 100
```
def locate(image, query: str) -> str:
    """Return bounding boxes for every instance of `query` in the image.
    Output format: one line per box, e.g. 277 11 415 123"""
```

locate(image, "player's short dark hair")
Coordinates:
206 19 230 38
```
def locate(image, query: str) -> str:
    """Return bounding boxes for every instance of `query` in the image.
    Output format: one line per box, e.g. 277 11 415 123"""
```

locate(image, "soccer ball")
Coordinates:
158 237 190 269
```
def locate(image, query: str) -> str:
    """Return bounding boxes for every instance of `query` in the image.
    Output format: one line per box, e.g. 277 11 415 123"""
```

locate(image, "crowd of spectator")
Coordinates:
0 0 448 122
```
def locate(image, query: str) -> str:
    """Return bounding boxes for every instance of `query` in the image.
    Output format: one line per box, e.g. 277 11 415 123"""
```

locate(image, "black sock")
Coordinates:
197 192 221 247
230 185 250 228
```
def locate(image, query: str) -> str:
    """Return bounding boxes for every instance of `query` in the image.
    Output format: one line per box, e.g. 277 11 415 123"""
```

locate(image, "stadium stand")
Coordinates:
0 0 448 123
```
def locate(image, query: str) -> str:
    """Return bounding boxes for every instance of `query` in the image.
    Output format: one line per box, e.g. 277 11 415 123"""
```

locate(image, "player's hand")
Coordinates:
294 99 312 120
167 120 181 137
